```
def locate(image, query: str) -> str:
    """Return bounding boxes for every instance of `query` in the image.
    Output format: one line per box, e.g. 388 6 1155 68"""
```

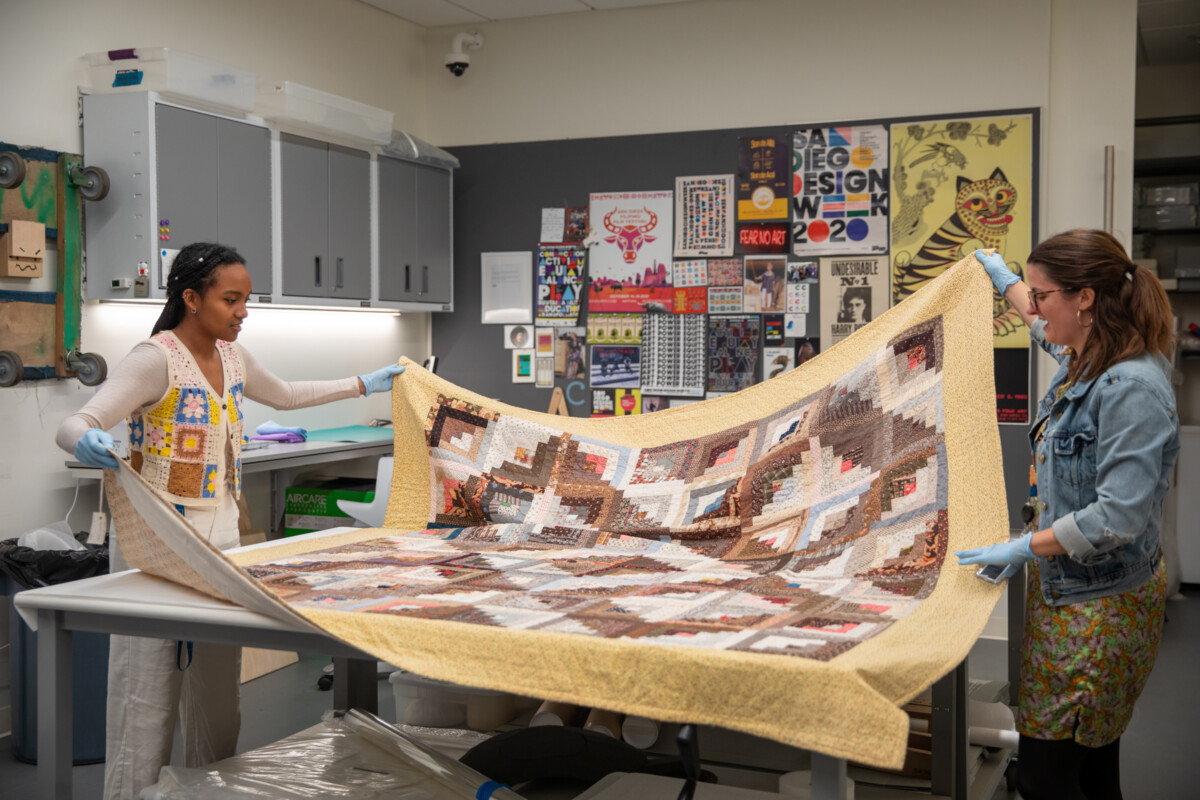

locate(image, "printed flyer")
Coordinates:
588 191 674 312
792 126 889 256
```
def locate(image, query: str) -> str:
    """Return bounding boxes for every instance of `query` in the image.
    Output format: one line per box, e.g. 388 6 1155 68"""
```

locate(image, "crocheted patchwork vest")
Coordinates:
128 331 246 507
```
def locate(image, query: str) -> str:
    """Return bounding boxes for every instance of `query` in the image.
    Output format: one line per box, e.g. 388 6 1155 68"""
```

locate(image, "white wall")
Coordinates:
0 0 434 538
424 0 1136 413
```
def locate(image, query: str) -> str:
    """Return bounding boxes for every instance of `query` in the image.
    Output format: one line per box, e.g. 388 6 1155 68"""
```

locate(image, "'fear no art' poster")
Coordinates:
588 191 674 313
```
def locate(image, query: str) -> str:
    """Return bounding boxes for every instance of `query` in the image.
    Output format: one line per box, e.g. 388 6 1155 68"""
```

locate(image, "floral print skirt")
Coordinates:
1017 559 1166 746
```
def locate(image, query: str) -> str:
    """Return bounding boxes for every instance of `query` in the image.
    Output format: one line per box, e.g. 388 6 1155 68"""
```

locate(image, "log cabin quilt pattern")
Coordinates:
107 255 1008 769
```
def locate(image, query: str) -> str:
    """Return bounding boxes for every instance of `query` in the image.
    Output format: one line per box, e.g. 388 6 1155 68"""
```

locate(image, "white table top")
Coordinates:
66 438 392 475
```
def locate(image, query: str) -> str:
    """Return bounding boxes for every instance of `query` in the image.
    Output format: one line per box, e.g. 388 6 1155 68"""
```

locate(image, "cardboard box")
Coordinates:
1 220 46 278
283 478 374 536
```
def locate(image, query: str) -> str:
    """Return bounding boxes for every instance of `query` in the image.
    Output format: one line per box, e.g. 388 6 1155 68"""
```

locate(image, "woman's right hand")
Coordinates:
976 249 1021 295
75 429 120 469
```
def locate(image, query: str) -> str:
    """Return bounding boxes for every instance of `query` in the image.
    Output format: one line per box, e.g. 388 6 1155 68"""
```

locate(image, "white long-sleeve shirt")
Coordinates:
57 340 361 455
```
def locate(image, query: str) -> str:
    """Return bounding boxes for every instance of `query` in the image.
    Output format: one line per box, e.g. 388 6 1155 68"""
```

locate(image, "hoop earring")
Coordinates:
189 307 197 315
1076 308 1093 328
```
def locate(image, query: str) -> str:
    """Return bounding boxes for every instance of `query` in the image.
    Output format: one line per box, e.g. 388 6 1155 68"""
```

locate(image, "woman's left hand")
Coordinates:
358 364 406 396
955 532 1034 567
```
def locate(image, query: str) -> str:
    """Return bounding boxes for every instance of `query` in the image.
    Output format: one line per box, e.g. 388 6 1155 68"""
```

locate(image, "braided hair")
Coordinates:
152 242 246 335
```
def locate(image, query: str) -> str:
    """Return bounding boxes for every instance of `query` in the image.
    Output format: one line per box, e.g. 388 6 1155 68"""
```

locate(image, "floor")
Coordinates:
1 588 1196 799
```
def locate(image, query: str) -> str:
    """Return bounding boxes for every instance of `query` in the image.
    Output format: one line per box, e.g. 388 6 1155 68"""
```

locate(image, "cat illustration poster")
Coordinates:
588 191 674 313
889 113 1034 349
792 125 890 256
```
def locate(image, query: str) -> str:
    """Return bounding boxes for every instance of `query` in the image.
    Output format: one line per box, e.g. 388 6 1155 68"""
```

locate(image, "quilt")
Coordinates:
105 255 1008 769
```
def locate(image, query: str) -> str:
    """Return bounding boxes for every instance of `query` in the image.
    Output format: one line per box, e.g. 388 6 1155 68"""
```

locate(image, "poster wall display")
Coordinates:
819 256 889 350
673 286 707 313
737 134 789 220
889 112 1034 348
535 327 555 355
673 260 708 287
503 324 532 349
707 286 743 314
795 338 820 366
512 349 535 383
707 257 743 286
707 315 760 393
674 175 735 257
566 206 588 242
763 315 784 344
480 251 533 324
786 281 810 313
536 356 555 388
792 126 890 256
743 255 785 313
587 313 642 345
590 345 641 388
614 388 642 415
554 327 587 379
588 191 674 312
641 313 707 397
995 348 1031 424
591 389 616 417
763 346 795 380
641 395 667 413
536 244 585 325
784 314 808 338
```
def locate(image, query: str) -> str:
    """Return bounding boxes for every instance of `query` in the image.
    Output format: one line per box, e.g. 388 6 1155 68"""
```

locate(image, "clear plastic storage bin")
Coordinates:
389 669 527 732
84 47 256 112
258 81 394 144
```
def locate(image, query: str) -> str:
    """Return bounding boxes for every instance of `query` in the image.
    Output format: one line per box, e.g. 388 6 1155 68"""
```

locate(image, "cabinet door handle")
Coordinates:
336 257 344 289
421 265 428 295
404 265 411 293
314 256 322 287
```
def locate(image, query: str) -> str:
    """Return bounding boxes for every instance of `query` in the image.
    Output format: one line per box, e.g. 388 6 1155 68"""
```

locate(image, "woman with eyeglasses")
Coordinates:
956 229 1179 800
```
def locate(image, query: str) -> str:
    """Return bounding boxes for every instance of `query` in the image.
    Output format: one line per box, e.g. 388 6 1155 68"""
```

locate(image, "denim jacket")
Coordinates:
1028 319 1180 606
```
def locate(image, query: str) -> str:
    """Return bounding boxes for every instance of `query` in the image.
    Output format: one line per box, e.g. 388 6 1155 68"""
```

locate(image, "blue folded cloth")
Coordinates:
255 420 308 439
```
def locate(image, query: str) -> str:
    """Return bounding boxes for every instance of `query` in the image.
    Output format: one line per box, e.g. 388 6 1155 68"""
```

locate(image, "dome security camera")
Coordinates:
445 31 483 78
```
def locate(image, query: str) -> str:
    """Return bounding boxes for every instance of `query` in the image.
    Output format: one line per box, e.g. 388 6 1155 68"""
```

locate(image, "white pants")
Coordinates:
104 493 242 800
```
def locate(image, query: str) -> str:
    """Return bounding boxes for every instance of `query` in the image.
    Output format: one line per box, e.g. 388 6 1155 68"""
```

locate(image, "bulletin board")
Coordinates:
433 112 1040 528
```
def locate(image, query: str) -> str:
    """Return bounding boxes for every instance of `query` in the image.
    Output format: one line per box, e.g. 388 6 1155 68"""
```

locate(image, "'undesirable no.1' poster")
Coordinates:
818 255 889 350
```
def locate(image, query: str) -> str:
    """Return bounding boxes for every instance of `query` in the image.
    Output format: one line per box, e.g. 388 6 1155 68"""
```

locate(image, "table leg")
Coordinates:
332 657 377 713
38 608 73 800
931 658 969 799
270 470 285 538
811 752 850 800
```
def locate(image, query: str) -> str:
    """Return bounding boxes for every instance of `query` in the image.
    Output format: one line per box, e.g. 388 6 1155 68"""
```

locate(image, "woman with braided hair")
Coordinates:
56 242 406 799
956 229 1179 800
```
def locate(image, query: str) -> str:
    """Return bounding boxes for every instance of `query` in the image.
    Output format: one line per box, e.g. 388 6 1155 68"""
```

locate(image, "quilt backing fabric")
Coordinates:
107 255 1008 769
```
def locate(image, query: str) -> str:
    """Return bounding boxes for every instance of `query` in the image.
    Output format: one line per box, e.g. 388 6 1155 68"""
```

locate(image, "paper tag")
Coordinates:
88 511 108 545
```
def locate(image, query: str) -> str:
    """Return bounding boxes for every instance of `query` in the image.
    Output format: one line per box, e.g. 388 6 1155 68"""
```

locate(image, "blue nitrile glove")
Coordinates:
976 249 1020 295
358 364 406 396
955 532 1034 567
75 429 120 469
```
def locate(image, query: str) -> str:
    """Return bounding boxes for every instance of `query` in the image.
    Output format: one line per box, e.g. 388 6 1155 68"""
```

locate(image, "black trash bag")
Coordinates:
0 532 108 590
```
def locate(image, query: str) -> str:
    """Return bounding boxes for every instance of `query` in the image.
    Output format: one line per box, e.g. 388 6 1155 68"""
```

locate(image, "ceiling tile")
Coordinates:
359 0 486 27
454 0 591 21
584 0 693 9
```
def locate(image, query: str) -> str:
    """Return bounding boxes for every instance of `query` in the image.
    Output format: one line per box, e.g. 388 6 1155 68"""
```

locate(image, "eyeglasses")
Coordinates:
1028 287 1078 312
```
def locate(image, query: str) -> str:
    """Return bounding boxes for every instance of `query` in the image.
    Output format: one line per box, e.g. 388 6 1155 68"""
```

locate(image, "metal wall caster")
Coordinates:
0 350 24 387
66 350 108 386
67 163 110 201
0 151 26 189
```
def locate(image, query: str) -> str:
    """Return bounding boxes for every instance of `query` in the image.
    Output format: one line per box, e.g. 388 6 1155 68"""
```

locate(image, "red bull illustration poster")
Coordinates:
737 134 789 221
792 125 890 256
535 244 586 325
588 191 674 313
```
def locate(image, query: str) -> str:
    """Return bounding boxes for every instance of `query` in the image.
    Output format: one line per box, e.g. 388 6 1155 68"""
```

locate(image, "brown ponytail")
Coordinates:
1027 229 1174 382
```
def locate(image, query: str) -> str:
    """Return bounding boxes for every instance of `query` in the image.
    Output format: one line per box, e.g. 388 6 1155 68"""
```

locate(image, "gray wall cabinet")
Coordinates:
83 92 272 300
378 156 452 307
280 133 370 301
